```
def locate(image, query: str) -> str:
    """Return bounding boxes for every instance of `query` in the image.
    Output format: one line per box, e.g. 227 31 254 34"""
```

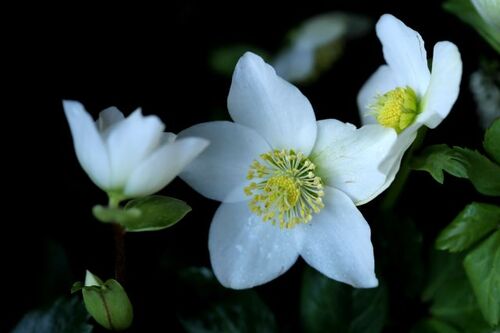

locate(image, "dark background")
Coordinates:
6 0 496 332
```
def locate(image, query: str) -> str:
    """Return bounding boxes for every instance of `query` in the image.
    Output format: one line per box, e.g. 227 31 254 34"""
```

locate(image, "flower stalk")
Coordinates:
113 223 126 283
381 128 427 211
108 197 127 283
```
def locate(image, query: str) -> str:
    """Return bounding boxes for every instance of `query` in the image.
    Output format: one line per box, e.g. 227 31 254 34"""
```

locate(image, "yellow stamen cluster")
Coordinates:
371 86 418 133
244 149 325 229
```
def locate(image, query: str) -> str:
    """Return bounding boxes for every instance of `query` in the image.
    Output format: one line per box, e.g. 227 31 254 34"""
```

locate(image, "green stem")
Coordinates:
381 128 427 212
108 195 122 209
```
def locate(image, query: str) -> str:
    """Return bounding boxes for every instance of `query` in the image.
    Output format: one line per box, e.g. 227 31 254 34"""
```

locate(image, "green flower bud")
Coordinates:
82 271 133 331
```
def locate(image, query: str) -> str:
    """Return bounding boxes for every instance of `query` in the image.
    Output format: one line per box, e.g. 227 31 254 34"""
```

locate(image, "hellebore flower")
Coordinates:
357 14 462 195
471 0 500 32
64 100 209 199
274 12 371 83
470 66 500 130
179 52 397 289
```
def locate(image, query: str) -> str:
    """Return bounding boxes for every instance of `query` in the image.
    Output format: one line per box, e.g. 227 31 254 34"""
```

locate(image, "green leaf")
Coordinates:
123 195 191 232
301 268 350 332
180 294 276 333
82 279 133 331
423 251 492 333
209 45 270 76
436 202 500 252
464 231 500 326
484 119 500 164
443 0 500 53
177 267 277 333
454 147 500 196
411 318 461 333
351 285 389 333
71 281 84 294
11 296 93 333
412 144 467 183
92 205 141 224
301 267 388 333
412 144 500 196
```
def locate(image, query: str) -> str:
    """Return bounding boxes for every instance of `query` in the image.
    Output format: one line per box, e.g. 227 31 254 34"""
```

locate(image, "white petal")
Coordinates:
419 42 462 129
124 137 209 197
311 120 397 205
85 270 102 287
273 47 315 82
97 107 125 132
295 12 371 43
178 121 271 202
372 126 419 198
299 187 378 288
63 100 111 190
105 109 165 189
209 200 300 289
357 65 398 125
228 52 317 155
161 132 177 145
294 13 346 48
376 14 430 95
470 69 500 130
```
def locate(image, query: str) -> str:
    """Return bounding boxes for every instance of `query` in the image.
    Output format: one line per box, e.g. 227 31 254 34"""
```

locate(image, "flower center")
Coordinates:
370 86 418 133
244 149 324 229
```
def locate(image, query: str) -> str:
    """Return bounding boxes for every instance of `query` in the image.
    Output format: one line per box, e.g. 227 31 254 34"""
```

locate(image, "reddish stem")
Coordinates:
113 223 126 283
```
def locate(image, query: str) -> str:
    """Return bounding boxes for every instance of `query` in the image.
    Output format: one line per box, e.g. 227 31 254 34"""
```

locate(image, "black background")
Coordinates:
6 0 496 332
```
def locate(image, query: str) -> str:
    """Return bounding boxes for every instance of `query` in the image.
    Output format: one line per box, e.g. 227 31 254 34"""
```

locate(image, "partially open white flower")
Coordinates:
357 14 462 196
274 12 370 83
179 52 397 289
470 67 500 130
64 101 209 199
471 0 500 32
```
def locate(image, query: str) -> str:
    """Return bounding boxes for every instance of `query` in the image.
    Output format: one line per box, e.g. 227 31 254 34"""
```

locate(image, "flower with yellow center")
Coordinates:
245 149 325 228
371 86 418 133
357 14 462 197
179 52 398 289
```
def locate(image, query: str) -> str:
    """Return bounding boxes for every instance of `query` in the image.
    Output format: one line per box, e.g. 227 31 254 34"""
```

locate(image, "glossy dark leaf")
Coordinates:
423 251 492 333
436 202 500 252
483 119 500 164
412 145 500 196
11 296 92 333
178 267 277 333
464 231 500 326
301 268 388 333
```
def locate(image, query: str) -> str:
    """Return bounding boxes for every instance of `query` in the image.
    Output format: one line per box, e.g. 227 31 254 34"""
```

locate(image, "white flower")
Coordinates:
273 12 370 83
179 52 397 289
85 270 102 287
357 14 462 196
470 67 500 130
471 0 500 32
63 100 209 199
